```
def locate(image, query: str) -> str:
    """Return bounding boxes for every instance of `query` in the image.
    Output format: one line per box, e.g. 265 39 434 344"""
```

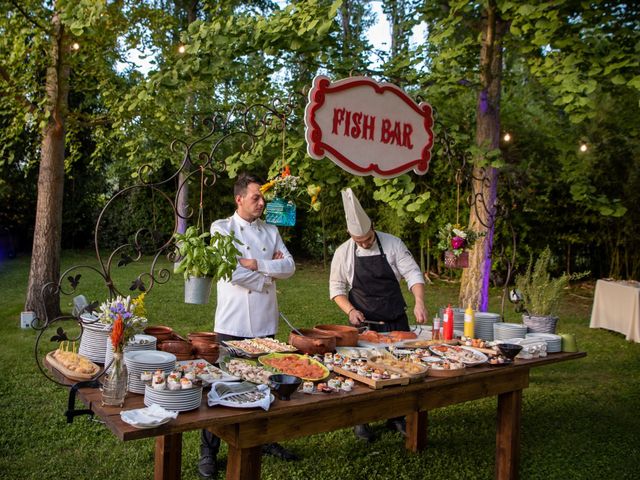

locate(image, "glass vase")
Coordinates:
101 351 128 407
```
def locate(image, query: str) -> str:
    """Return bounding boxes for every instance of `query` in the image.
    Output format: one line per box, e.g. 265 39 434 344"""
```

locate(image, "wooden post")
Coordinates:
155 433 182 480
405 411 428 452
226 445 262 480
495 389 522 480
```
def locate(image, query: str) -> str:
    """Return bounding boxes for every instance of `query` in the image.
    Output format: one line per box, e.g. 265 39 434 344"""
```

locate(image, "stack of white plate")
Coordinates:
125 350 176 394
474 312 501 340
526 333 562 353
144 384 203 412
105 334 157 371
493 322 528 341
78 316 111 364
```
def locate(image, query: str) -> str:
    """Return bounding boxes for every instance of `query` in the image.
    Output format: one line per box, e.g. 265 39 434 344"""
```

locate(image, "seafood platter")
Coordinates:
175 359 239 385
258 353 330 381
428 344 489 366
332 351 428 389
222 338 297 358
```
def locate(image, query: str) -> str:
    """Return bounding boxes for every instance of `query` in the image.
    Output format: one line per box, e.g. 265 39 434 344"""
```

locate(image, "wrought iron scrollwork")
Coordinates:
34 96 300 396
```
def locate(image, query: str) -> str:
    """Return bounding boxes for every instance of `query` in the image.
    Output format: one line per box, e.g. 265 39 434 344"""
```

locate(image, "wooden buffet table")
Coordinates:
57 352 585 480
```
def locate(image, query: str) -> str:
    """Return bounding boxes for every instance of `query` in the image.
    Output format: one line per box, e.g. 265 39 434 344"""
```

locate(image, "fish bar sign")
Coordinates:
304 75 434 178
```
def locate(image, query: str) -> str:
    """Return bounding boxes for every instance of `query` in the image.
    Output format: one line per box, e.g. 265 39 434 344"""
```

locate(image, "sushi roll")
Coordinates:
152 375 166 390
167 378 181 390
340 383 352 392
180 377 193 389
184 371 196 381
140 371 153 383
302 381 314 394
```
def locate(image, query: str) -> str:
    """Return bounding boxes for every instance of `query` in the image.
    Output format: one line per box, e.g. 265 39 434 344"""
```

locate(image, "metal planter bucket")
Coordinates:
265 198 296 227
444 250 469 268
184 276 213 304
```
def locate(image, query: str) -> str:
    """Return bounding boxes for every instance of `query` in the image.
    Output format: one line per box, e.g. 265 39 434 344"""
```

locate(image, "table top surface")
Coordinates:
54 351 585 442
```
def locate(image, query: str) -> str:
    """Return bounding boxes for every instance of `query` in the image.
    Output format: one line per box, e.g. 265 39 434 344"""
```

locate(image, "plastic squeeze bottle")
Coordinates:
464 304 475 339
443 304 454 340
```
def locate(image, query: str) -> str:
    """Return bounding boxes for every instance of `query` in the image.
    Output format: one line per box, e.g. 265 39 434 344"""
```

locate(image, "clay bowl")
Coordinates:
268 374 302 401
193 343 220 363
157 339 194 356
288 329 336 355
313 324 359 346
144 325 174 342
497 343 523 361
188 332 219 343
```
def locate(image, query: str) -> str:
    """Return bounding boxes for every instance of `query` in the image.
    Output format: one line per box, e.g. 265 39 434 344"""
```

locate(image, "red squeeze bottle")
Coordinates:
443 304 454 340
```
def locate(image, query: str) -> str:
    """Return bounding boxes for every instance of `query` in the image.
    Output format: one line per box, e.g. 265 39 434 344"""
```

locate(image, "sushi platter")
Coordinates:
332 365 410 389
428 344 488 366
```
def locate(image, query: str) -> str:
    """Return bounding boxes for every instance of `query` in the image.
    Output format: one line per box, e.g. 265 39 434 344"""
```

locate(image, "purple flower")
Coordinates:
451 236 466 250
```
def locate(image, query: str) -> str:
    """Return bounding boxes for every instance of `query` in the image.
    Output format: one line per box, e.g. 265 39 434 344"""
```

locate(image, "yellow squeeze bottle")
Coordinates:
464 304 475 339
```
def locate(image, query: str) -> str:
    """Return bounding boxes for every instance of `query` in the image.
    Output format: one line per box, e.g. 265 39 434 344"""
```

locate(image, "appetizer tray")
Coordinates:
429 344 488 366
222 338 297 358
46 350 101 381
333 365 410 390
258 353 329 382
176 359 240 385
427 363 467 377
219 357 273 385
367 354 429 381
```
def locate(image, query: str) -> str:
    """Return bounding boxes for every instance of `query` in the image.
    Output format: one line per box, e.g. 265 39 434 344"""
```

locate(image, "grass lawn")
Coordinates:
0 251 638 479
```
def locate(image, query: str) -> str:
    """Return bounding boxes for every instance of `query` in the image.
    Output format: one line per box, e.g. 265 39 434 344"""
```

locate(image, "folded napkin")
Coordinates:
120 404 179 426
207 381 271 411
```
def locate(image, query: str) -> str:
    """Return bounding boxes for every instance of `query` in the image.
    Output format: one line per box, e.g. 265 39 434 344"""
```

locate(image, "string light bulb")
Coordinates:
71 42 80 51
503 133 512 142
579 143 588 153
178 44 186 54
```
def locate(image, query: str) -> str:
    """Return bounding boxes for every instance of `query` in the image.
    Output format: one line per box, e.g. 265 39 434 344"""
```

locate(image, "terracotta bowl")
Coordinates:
313 324 359 346
174 352 195 361
188 332 219 343
194 344 220 363
144 325 174 342
157 339 193 356
288 329 336 355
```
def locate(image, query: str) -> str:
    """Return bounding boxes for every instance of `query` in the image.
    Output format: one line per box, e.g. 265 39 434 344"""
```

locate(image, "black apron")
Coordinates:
348 233 409 333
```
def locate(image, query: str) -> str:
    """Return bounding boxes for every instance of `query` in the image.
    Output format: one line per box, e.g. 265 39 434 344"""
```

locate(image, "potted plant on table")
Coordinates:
511 246 588 333
437 223 484 268
173 226 241 304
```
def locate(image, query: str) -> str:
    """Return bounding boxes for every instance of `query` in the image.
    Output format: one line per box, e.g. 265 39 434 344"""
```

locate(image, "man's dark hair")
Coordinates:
234 173 262 197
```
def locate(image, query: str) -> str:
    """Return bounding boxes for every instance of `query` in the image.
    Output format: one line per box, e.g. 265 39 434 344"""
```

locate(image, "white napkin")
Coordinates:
207 382 271 411
120 404 179 426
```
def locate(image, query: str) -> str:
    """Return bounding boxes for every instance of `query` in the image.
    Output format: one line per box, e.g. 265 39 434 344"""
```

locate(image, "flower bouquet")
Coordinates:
99 294 147 406
437 223 484 268
261 166 301 226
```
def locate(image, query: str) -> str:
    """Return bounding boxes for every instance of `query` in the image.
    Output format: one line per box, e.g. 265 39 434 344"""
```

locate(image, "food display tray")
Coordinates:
45 351 101 381
332 365 410 390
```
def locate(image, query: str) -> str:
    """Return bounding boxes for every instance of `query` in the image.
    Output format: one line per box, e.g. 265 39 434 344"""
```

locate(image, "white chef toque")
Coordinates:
341 188 372 237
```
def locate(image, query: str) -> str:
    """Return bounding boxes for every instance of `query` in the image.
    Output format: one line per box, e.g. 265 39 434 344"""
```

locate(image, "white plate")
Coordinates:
429 345 488 366
126 350 176 365
120 408 174 429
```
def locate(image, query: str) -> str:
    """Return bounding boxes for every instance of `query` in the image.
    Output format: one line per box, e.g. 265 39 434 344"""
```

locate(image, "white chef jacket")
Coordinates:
329 231 424 300
211 212 295 337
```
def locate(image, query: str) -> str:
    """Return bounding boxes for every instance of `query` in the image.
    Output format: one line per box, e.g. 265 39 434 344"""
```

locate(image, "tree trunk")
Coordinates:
25 12 69 322
459 1 503 311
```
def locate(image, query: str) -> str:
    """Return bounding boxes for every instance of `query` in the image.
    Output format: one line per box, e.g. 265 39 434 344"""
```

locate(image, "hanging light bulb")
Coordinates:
579 143 588 152
503 133 512 142
71 42 80 51
178 44 186 54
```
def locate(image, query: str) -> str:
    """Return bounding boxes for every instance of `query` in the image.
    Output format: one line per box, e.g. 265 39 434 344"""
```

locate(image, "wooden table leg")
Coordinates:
405 411 428 452
495 389 522 480
155 433 182 480
226 445 262 480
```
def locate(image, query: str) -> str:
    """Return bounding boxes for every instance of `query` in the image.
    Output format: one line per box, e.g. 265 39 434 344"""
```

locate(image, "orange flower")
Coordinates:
111 314 125 351
282 165 290 177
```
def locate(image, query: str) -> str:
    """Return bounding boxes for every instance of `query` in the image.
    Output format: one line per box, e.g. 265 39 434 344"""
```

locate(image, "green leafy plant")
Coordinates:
173 226 241 281
514 246 588 316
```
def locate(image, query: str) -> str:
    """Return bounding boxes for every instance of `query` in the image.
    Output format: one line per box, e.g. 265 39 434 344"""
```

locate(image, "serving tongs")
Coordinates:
279 311 305 337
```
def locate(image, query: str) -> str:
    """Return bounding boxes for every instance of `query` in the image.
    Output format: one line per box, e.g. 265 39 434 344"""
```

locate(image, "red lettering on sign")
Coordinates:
332 107 376 141
380 118 413 149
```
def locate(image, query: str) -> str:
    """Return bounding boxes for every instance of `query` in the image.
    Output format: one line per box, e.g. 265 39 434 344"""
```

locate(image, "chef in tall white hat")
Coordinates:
330 187 427 441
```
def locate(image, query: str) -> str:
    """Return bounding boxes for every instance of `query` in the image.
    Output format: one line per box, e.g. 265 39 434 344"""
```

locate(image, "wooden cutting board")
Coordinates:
45 351 101 381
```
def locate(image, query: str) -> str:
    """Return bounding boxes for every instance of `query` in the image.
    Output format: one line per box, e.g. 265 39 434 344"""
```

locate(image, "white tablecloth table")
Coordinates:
590 279 640 342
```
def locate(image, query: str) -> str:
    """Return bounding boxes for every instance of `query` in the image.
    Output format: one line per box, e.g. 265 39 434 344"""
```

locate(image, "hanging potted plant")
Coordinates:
437 223 484 268
173 226 241 304
261 166 302 227
511 246 588 333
